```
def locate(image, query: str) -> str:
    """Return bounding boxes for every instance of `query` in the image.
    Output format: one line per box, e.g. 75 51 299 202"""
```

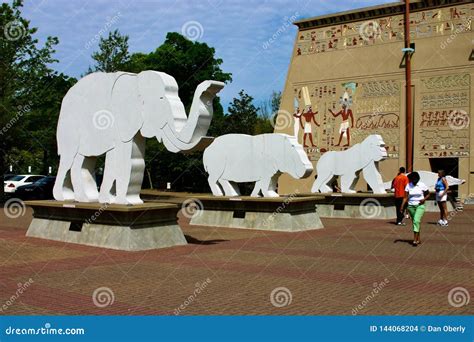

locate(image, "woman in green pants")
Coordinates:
401 172 430 246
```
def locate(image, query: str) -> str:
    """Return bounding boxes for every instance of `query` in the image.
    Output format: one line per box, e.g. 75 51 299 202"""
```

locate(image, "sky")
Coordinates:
19 0 394 111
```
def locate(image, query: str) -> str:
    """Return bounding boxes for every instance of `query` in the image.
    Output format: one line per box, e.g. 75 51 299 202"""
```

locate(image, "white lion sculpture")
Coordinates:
311 134 387 194
203 133 313 197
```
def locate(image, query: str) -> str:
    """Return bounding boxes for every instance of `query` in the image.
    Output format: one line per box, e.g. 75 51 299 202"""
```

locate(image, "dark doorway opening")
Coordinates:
429 158 459 198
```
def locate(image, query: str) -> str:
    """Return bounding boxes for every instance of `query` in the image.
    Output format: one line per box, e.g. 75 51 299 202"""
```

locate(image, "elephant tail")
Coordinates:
203 145 211 173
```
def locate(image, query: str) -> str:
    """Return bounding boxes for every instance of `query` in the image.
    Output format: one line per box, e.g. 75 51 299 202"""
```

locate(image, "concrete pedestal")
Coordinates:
309 193 397 219
25 201 187 251
423 198 455 212
185 196 324 232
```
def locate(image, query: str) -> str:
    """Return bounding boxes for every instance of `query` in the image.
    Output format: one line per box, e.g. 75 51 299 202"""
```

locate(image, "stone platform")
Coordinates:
191 196 324 232
143 191 325 232
423 196 456 212
306 193 397 219
25 201 187 251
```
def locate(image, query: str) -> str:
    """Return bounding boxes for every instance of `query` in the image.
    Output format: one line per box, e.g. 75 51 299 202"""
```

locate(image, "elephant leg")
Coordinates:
218 179 240 197
261 175 279 197
99 149 117 203
207 175 224 196
340 173 357 193
71 154 98 202
363 162 385 194
115 134 145 205
53 153 75 201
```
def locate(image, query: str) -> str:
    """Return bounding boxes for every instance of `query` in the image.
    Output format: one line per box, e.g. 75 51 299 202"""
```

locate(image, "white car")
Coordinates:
4 175 46 193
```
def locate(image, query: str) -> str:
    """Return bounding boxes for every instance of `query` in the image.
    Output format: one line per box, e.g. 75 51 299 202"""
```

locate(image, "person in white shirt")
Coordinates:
401 171 430 246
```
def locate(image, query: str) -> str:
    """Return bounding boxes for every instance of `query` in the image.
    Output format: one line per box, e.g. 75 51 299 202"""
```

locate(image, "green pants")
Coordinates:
407 204 425 233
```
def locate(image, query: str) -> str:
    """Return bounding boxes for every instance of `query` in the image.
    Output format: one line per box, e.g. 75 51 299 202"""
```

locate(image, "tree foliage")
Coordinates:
0 0 72 200
89 29 130 73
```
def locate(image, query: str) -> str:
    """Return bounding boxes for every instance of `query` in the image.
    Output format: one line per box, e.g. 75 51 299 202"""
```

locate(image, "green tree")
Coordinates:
224 90 258 135
90 29 130 72
256 90 281 134
22 73 76 175
0 0 60 200
125 32 232 192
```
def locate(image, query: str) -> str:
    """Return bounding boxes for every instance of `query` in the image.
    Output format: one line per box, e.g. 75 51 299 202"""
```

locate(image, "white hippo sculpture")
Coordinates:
203 133 313 197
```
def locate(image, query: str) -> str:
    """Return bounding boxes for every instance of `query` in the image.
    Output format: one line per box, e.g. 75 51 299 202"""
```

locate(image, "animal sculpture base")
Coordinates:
25 201 187 251
423 195 455 212
311 193 397 219
186 195 325 232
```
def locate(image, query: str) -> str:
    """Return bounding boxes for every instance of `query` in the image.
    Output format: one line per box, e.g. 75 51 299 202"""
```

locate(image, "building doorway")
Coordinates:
429 158 459 198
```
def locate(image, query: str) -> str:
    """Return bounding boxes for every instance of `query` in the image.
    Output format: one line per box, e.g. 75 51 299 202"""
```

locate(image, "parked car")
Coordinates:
4 174 45 194
3 174 17 181
15 176 56 200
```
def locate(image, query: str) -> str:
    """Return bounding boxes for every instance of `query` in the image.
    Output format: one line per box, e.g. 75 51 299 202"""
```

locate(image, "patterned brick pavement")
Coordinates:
0 205 472 315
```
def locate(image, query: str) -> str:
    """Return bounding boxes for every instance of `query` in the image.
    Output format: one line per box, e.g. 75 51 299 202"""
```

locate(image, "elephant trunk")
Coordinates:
161 80 224 153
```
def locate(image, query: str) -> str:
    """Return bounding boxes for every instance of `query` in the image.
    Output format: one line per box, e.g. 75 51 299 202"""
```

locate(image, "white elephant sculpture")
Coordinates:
53 71 224 205
311 134 387 194
203 134 313 197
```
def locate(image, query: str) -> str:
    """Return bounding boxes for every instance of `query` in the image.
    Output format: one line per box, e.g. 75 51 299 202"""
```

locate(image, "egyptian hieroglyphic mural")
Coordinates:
290 79 401 162
295 4 473 56
418 73 470 158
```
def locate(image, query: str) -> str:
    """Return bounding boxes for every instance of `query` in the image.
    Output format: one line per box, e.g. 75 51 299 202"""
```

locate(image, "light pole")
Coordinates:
404 0 413 172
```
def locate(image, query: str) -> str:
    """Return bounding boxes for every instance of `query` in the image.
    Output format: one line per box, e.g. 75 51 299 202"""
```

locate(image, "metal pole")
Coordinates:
404 0 413 172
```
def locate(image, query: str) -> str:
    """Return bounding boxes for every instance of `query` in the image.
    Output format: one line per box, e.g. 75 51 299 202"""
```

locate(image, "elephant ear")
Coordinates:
111 72 144 142
137 71 188 139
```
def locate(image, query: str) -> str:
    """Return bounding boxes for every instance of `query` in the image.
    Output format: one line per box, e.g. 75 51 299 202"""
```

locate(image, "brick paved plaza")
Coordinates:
0 205 472 315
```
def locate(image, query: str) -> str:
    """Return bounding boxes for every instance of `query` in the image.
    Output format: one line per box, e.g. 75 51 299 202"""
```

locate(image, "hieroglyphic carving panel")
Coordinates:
288 79 401 162
295 4 473 56
418 73 470 158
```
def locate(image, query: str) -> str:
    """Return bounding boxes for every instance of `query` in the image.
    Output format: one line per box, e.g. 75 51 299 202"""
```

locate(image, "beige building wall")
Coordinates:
276 0 473 200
